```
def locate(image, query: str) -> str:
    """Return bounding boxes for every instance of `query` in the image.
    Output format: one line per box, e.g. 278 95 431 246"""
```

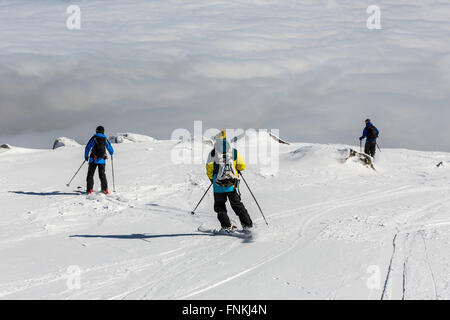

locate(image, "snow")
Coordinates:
53 137 81 149
1 138 450 300
186 136 214 147
108 133 157 144
0 144 12 154
0 145 42 157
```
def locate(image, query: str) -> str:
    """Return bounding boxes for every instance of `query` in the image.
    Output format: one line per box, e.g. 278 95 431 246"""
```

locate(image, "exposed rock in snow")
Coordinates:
108 133 156 144
285 145 376 172
0 144 12 154
52 137 81 149
345 148 375 170
269 132 290 145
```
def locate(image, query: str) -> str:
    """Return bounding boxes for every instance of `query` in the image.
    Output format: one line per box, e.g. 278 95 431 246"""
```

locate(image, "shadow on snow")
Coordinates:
9 191 81 196
69 233 214 240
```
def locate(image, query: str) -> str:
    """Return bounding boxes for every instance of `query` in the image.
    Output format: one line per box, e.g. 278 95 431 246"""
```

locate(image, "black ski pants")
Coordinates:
87 163 108 192
214 190 253 228
365 141 377 158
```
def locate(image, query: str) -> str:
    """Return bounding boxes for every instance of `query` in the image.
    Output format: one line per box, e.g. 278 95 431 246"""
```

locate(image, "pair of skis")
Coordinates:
67 156 116 192
197 226 253 240
74 186 109 196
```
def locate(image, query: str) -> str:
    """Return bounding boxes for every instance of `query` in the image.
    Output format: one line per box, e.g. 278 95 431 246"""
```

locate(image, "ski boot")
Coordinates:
220 226 237 234
242 226 252 234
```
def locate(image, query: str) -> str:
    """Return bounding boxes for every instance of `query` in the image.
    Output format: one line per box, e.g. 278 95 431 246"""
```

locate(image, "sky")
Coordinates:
0 0 449 151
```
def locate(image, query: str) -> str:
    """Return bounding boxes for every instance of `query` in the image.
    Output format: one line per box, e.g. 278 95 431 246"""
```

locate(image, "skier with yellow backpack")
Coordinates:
205 131 253 234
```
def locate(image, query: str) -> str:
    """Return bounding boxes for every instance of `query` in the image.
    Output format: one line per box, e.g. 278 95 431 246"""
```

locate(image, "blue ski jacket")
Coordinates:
360 123 379 143
84 133 114 164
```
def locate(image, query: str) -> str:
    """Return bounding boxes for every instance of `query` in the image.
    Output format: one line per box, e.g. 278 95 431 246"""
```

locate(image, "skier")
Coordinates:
206 130 253 233
359 119 379 158
84 126 114 194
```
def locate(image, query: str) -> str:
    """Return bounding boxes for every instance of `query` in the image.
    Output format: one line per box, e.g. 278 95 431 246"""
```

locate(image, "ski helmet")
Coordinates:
96 126 105 134
214 130 226 140
214 130 230 153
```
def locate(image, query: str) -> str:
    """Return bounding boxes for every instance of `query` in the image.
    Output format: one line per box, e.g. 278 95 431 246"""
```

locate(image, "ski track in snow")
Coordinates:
379 199 449 300
171 186 450 299
381 232 398 300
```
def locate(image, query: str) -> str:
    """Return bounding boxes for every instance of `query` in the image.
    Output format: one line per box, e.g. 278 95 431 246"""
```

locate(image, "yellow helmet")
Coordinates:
215 130 226 140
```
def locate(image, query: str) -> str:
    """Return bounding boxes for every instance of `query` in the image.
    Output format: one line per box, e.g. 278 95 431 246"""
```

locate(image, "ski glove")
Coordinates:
85 157 89 162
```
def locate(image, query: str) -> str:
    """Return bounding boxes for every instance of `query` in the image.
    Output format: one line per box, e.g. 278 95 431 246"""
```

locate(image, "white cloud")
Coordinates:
194 61 284 79
0 0 449 151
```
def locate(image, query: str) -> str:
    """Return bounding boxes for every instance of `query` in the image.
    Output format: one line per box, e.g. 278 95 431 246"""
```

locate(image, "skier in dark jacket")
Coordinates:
359 119 379 158
84 126 114 194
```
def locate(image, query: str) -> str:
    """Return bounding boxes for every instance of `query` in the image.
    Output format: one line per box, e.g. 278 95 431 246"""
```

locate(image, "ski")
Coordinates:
197 226 253 240
74 190 108 196
74 187 86 195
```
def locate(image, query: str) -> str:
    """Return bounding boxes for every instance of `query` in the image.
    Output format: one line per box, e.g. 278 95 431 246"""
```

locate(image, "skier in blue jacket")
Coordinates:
84 126 114 194
359 119 379 158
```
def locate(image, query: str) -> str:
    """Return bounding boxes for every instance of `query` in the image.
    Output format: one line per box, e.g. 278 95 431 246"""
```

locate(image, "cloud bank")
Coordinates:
0 0 449 150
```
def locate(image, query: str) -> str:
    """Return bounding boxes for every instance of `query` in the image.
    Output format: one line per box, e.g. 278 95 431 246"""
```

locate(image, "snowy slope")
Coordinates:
1 138 450 300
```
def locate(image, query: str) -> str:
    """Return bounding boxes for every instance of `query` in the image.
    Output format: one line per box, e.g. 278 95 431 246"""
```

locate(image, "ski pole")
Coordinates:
359 139 362 153
67 160 86 187
111 155 116 192
376 142 381 153
238 171 269 227
191 183 213 215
